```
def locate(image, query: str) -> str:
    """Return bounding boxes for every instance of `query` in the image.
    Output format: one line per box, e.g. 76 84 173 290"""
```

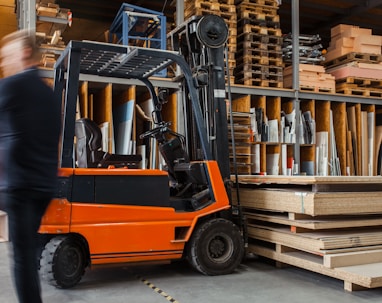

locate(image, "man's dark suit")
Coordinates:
0 67 61 303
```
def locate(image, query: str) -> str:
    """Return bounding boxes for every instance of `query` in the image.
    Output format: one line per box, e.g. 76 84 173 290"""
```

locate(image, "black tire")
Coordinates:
40 235 87 289
186 218 244 275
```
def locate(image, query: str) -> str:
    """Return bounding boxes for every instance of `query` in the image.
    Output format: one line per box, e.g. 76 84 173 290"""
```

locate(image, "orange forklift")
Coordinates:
39 15 245 288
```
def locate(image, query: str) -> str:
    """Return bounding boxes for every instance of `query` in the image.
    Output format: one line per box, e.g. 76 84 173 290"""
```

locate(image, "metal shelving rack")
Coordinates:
19 0 382 175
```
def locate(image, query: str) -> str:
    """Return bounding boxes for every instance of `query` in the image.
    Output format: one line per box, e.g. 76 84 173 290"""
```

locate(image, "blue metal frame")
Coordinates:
108 3 166 76
109 4 166 48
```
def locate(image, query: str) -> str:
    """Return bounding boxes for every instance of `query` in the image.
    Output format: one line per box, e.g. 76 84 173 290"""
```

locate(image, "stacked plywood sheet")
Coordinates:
235 175 382 291
324 24 382 97
234 0 283 87
283 64 335 93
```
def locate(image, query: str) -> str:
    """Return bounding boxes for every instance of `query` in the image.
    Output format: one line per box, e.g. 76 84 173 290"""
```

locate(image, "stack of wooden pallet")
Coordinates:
283 64 335 93
234 0 283 87
235 175 382 291
184 0 237 82
324 24 382 97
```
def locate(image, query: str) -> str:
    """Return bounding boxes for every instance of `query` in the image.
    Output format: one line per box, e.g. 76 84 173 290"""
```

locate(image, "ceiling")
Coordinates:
55 0 382 48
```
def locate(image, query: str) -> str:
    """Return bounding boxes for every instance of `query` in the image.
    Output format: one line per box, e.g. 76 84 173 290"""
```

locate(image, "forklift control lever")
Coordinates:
139 121 171 140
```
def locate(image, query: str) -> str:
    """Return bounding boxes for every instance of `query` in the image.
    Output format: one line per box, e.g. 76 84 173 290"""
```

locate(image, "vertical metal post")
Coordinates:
175 0 185 135
18 0 36 33
292 0 300 174
175 0 184 26
60 48 81 168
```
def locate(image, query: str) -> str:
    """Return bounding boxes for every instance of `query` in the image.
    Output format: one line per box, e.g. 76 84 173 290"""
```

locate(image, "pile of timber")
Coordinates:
36 1 71 69
234 0 283 87
184 0 237 83
235 175 382 291
283 64 335 93
324 24 382 97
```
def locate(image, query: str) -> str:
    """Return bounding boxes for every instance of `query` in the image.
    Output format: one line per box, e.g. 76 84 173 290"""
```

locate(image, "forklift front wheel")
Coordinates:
186 218 244 275
40 235 87 288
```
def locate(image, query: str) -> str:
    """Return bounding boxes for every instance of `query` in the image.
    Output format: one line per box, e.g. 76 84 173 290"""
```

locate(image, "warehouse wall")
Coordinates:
0 0 17 39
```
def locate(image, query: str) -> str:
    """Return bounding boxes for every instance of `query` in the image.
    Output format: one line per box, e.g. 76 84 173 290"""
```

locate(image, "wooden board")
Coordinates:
245 211 382 230
238 188 382 215
234 175 382 185
249 243 382 290
248 224 382 251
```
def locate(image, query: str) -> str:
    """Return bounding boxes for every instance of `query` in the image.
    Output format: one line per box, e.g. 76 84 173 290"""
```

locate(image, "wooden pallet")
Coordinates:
235 77 283 88
238 40 282 52
238 10 280 23
189 0 235 4
237 32 283 45
235 63 283 74
336 84 382 97
298 85 335 93
235 69 283 82
249 241 382 291
238 24 282 36
186 2 237 14
185 1 220 11
235 0 279 8
324 52 382 68
336 76 382 89
237 48 282 60
237 55 283 67
236 3 278 16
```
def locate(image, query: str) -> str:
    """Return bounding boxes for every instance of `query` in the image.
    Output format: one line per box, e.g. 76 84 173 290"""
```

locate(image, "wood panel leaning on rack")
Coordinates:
230 94 379 177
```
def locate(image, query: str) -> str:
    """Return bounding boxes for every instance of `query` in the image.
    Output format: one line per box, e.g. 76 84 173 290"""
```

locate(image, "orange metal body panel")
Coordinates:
39 160 230 265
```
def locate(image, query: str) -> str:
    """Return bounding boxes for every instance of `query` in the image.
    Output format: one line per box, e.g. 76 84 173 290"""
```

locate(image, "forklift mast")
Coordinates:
168 14 232 198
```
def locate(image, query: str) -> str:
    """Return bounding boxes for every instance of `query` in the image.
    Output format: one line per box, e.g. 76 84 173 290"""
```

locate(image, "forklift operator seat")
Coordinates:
75 118 141 168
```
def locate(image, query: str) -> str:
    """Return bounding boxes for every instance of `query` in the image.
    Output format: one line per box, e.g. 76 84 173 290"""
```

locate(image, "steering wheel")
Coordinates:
139 122 171 139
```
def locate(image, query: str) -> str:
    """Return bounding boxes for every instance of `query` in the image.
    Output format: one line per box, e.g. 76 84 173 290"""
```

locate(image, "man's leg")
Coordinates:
6 190 51 303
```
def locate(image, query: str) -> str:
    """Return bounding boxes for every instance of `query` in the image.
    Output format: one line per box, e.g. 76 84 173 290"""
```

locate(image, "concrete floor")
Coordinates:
1 242 382 303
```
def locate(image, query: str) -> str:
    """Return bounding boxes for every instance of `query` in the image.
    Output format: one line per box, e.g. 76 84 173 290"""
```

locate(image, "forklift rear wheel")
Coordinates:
187 218 244 275
40 235 87 288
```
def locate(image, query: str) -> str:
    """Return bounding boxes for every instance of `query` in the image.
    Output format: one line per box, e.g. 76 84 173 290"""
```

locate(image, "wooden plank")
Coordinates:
324 249 382 268
235 175 382 185
238 188 382 216
249 244 382 290
248 224 382 251
245 212 382 230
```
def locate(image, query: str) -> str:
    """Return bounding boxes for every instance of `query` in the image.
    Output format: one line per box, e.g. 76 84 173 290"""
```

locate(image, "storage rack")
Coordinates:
19 0 382 176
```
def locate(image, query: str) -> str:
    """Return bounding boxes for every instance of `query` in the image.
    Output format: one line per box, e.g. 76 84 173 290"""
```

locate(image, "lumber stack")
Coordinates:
184 0 237 83
234 175 382 291
234 0 283 87
36 1 72 69
324 24 382 97
283 64 335 93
